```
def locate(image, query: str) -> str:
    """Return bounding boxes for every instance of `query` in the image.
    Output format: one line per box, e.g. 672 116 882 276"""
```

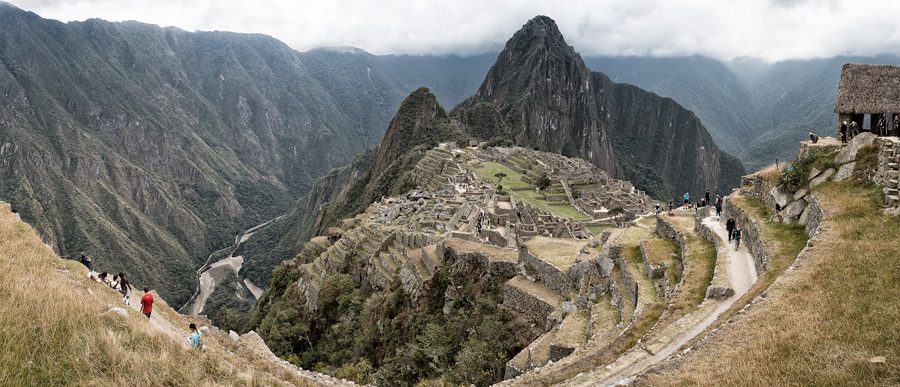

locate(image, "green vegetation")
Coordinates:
250 256 535 386
473 162 590 221
203 271 253 334
535 173 552 191
779 151 837 191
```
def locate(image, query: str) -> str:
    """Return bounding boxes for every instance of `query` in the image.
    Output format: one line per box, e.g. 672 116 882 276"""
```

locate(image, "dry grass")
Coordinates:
0 203 312 386
643 183 899 386
641 239 678 267
754 163 782 184
524 237 585 271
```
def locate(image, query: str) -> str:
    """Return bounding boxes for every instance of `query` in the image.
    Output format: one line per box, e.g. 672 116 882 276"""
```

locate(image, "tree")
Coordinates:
493 172 507 184
534 173 551 191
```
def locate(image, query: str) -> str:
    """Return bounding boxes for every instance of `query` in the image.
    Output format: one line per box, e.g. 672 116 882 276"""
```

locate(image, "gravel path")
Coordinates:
563 210 758 386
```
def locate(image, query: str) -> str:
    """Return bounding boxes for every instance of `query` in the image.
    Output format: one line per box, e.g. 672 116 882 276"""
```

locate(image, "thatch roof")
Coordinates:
834 64 900 114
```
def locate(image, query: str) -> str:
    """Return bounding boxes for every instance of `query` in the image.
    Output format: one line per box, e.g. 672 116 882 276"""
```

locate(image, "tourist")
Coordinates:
187 323 203 350
119 273 132 306
733 225 743 249
877 115 887 136
655 202 660 214
850 120 859 138
79 252 94 273
840 121 848 143
683 192 690 207
715 196 722 217
11 208 20 221
704 190 710 206
667 200 673 215
140 288 154 319
809 133 818 143
893 114 900 136
726 218 735 241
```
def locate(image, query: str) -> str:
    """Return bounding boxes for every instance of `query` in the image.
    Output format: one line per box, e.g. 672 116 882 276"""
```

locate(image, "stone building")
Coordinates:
834 63 900 137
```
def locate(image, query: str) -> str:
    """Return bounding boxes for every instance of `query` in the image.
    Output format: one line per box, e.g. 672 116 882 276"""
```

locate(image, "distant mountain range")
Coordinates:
2 0 895 308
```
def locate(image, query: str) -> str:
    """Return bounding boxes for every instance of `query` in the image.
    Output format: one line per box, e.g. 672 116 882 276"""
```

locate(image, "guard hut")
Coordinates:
835 63 900 137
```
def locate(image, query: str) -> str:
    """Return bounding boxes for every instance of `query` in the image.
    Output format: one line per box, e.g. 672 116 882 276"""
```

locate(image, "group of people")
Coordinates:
78 251 203 349
839 116 900 143
725 217 743 249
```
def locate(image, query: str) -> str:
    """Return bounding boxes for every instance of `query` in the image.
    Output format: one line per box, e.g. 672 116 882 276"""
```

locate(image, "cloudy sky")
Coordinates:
11 0 900 62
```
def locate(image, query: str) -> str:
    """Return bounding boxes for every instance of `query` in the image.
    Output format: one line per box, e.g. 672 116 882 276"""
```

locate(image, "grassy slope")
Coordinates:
0 202 312 386
644 182 898 385
472 162 590 220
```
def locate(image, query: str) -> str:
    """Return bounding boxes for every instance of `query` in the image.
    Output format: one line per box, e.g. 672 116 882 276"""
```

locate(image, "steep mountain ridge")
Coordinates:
453 16 743 199
0 3 489 306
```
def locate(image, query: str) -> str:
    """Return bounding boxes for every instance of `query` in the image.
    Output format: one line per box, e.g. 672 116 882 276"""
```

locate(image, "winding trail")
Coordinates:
564 209 758 386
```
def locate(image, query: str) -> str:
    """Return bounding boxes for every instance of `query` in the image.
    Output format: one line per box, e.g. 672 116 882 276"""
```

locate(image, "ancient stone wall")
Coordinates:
521 249 574 295
722 197 769 273
695 220 735 299
740 175 777 210
609 245 638 307
803 195 825 238
638 240 666 280
502 283 557 326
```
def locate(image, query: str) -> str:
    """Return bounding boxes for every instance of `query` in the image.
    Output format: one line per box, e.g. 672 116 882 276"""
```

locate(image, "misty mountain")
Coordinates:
0 3 490 306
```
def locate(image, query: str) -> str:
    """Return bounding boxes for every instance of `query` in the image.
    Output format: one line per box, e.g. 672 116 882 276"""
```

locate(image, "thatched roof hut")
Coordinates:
834 64 900 114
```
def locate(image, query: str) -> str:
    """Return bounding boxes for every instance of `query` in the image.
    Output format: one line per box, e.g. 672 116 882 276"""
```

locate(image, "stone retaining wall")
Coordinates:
521 249 574 295
722 197 770 274
638 240 666 279
502 283 557 326
695 219 734 300
655 216 688 296
803 195 825 238
439 242 518 280
740 175 777 210
609 245 638 307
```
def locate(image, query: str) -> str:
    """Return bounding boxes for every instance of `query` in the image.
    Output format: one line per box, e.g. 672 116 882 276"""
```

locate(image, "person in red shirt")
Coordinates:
140 288 154 319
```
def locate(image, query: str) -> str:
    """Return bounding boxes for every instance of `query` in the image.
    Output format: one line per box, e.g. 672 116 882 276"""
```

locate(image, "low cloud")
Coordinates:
11 0 900 62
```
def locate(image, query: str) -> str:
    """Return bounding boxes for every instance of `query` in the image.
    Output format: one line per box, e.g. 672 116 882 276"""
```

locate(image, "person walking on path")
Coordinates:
79 252 94 272
118 273 132 306
683 192 690 207
655 202 660 215
140 288 154 319
188 323 203 350
726 218 735 241
733 225 743 249
715 196 722 217
840 121 848 143
704 190 710 206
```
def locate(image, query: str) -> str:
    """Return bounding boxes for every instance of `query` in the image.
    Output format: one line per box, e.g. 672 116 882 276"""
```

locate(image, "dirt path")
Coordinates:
563 210 758 386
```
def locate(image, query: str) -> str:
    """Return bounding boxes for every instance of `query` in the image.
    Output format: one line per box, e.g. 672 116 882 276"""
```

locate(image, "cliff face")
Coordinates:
593 73 745 199
454 16 618 174
453 16 743 199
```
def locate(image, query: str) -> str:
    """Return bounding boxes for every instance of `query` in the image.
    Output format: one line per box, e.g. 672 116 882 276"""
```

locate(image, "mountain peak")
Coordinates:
507 15 569 53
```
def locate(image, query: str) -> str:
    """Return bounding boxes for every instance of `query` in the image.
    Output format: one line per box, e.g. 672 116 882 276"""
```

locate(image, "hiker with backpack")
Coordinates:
187 323 203 350
726 218 735 241
715 196 722 217
140 288 154 319
733 225 743 249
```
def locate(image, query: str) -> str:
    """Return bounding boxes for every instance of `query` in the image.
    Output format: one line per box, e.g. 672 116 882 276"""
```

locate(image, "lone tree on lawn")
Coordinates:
535 173 551 191
494 172 507 184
